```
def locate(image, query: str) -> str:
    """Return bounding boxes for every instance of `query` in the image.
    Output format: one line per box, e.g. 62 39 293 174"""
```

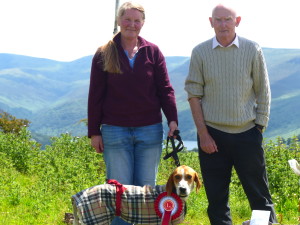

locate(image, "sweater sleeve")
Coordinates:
252 46 271 127
154 48 178 125
87 51 107 137
184 46 204 100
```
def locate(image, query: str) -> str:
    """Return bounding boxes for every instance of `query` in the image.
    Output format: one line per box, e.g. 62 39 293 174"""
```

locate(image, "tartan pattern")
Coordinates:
72 183 185 225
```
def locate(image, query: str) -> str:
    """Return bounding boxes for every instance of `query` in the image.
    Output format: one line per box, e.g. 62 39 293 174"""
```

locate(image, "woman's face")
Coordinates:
118 9 144 40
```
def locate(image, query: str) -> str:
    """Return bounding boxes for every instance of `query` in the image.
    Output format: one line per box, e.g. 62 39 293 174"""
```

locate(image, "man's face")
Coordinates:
209 6 240 45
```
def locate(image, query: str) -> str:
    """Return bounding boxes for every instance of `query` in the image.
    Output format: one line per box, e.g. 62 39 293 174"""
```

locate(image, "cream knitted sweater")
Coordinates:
185 37 271 133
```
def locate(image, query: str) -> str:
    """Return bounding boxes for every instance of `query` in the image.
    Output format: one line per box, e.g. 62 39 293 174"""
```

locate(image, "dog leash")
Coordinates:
163 130 184 167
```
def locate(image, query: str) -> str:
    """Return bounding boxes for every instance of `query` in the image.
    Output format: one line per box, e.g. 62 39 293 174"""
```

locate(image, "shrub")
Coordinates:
0 129 299 224
0 110 30 134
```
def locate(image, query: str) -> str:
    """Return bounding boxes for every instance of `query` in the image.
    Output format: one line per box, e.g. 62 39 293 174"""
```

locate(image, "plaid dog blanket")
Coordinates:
72 182 185 225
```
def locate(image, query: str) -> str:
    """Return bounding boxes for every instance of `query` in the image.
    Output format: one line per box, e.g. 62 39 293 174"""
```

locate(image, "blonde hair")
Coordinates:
118 2 145 20
99 39 121 74
100 2 145 74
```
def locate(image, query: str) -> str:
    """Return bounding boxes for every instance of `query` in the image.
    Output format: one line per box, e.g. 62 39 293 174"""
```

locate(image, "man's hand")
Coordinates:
198 131 218 154
188 97 218 154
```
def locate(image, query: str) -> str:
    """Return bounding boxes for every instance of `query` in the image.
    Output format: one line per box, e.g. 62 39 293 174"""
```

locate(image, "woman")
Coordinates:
88 2 178 224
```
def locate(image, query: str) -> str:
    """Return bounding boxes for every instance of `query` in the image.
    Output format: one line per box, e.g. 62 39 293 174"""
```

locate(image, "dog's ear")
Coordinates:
194 172 202 193
166 172 175 196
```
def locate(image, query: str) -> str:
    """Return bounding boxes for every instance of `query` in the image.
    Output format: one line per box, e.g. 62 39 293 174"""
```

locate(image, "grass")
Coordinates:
0 130 299 224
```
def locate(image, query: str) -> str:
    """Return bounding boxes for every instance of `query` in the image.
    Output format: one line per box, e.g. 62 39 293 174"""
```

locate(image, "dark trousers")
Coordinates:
198 126 277 225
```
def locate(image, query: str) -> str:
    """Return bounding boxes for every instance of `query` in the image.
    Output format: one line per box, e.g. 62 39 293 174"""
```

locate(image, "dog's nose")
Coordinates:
179 187 187 194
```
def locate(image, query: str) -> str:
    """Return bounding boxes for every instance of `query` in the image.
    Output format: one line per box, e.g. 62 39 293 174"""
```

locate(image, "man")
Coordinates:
184 3 277 225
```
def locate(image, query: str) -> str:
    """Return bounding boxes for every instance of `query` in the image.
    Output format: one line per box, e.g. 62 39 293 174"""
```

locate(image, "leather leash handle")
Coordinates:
163 130 183 167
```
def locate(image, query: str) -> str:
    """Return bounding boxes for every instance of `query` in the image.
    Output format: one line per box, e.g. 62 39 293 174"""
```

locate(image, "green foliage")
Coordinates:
0 129 299 224
0 130 104 224
0 128 39 173
35 133 105 193
264 137 300 221
0 110 30 134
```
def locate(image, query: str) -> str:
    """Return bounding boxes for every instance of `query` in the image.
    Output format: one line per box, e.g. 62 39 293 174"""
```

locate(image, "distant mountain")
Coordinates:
0 49 299 146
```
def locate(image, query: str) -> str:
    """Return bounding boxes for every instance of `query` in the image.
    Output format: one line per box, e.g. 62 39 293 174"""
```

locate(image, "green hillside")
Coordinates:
0 49 299 145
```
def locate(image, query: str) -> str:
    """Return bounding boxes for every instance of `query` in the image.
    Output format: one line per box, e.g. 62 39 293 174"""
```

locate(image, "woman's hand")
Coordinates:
168 121 178 137
91 135 104 153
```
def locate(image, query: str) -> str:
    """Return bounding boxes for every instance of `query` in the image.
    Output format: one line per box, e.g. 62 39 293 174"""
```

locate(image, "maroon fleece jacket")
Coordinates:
87 33 178 137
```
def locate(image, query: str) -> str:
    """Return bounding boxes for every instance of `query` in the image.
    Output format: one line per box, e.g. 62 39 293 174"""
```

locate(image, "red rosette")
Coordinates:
154 192 183 221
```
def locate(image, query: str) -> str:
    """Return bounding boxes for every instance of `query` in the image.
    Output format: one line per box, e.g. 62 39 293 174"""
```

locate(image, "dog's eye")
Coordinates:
186 175 192 180
174 175 181 180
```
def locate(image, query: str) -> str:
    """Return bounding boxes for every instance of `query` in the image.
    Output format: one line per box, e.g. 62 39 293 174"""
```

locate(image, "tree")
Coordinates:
0 110 30 134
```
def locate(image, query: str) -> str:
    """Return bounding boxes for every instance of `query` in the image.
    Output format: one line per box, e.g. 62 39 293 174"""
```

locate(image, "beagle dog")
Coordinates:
72 165 201 225
166 165 201 200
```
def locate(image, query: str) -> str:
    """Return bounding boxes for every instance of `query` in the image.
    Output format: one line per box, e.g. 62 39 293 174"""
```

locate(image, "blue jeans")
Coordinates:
101 123 163 225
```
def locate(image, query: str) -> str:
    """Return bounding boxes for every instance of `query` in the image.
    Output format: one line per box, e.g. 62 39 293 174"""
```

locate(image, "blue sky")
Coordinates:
1 0 299 61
